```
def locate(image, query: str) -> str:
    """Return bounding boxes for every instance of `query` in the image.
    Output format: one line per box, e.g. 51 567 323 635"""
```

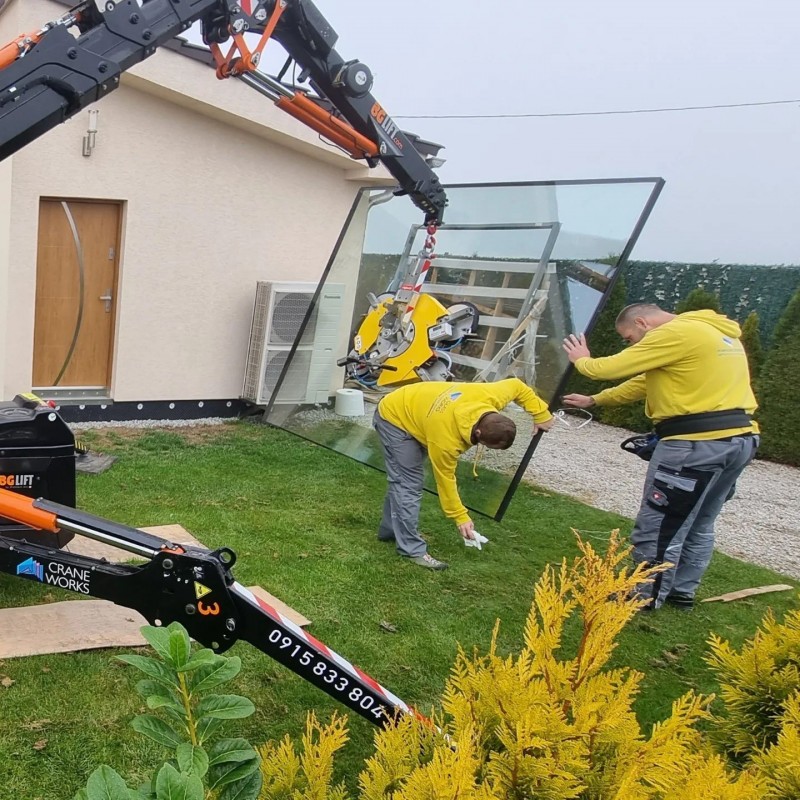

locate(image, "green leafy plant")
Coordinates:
74 622 261 800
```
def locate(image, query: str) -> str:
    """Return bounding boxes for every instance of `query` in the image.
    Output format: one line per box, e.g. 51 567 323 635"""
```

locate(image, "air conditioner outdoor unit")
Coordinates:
242 281 346 406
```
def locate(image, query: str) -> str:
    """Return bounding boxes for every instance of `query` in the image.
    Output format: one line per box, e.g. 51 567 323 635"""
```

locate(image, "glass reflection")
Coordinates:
261 179 663 520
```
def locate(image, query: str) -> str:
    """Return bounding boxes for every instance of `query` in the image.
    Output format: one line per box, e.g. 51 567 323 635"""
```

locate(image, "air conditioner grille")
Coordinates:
270 292 317 346
262 349 312 403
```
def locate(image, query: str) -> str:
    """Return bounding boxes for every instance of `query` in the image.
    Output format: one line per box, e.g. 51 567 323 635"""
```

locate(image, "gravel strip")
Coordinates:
70 417 232 431
70 412 800 580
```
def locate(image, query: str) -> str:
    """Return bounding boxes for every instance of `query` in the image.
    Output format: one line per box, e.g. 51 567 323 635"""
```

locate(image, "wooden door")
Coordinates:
32 200 121 391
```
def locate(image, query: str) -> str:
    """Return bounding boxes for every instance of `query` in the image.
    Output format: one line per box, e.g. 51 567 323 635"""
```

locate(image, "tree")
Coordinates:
740 311 764 391
757 289 800 464
676 286 722 313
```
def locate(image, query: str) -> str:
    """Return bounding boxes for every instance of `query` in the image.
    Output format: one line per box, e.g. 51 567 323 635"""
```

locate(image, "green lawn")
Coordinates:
0 421 797 798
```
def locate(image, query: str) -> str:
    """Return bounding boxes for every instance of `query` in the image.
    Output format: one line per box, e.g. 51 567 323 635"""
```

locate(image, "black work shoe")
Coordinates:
664 592 695 611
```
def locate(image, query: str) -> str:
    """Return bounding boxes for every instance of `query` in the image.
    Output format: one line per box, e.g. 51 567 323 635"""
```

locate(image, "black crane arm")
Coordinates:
0 486 419 728
0 0 447 223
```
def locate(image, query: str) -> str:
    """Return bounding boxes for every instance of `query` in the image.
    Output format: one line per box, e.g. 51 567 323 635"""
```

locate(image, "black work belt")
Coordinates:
654 409 752 438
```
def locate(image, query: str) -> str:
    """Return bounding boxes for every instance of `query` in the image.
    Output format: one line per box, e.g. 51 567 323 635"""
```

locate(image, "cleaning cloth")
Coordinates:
464 531 489 550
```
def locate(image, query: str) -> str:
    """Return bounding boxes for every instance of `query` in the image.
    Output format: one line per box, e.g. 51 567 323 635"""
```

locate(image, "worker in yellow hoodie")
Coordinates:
562 303 759 610
373 378 554 570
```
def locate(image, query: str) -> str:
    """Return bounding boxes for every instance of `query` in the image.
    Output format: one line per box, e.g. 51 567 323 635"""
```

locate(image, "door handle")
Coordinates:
99 291 112 313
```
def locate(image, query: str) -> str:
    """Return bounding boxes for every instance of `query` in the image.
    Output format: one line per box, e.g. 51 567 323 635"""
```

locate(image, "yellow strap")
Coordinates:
472 445 484 479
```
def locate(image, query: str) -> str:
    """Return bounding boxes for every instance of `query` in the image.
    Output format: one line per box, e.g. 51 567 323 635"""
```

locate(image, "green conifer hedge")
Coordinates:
756 288 800 464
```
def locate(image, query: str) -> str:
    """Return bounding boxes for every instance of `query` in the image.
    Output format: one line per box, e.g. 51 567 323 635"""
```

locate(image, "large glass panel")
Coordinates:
259 179 663 520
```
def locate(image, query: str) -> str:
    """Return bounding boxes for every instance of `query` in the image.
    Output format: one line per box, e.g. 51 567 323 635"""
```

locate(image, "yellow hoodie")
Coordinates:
377 378 551 523
575 310 758 440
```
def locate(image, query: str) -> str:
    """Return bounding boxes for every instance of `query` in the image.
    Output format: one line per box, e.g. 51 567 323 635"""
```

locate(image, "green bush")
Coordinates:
597 401 651 433
675 286 722 313
740 311 764 392
757 288 800 464
750 695 800 800
706 607 800 799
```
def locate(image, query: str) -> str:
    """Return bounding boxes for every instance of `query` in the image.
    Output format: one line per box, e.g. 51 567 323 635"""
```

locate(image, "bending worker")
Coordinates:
373 378 554 570
562 303 759 610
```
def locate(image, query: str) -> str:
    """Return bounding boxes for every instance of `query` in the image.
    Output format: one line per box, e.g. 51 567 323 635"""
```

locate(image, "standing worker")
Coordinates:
373 378 554 570
562 303 759 610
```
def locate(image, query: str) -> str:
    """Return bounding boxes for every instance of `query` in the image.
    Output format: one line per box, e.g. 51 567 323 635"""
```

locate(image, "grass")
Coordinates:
0 421 797 798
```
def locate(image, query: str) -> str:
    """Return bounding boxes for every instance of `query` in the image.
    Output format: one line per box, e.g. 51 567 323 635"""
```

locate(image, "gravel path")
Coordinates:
519 420 800 581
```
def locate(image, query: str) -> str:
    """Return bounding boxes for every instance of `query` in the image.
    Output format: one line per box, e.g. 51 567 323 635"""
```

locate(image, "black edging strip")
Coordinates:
55 399 246 424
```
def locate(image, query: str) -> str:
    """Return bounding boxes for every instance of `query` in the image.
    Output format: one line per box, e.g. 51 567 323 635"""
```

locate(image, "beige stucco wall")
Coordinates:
0 0 387 402
0 159 11 399
0 0 21 402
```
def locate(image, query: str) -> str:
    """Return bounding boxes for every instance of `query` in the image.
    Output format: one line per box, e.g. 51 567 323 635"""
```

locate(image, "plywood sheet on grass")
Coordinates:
0 599 149 657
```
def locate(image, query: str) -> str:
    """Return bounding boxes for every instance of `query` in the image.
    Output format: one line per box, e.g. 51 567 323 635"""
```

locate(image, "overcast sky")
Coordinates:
219 0 800 265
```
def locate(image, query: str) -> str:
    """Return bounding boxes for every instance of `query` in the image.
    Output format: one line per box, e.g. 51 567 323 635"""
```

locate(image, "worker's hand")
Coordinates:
562 393 596 409
534 418 556 434
458 520 476 540
562 333 591 363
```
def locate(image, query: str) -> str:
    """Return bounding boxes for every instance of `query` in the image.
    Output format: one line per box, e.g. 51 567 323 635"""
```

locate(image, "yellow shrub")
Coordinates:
706 606 800 758
259 532 769 800
707 609 800 798
749 694 800 799
259 711 350 800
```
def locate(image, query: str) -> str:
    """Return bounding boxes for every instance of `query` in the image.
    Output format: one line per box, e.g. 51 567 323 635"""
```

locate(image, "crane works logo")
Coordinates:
0 473 35 489
16 557 91 594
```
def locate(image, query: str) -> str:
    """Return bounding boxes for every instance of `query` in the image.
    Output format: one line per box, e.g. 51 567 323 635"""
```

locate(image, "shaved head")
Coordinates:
615 303 664 327
615 304 675 344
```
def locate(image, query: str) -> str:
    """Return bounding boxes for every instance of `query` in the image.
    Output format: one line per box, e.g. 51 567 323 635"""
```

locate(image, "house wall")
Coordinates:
0 0 21 403
0 0 381 402
0 160 11 400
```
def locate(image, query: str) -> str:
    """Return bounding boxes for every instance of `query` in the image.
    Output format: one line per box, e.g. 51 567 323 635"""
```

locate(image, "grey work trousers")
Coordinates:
632 434 759 607
373 411 428 558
